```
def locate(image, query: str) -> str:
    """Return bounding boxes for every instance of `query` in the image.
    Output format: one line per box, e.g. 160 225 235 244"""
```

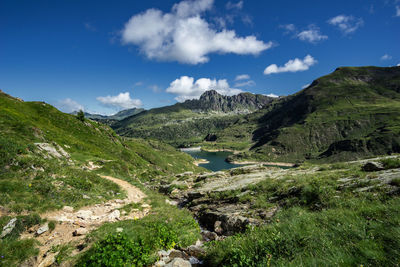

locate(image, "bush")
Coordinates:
77 233 152 267
76 110 85 122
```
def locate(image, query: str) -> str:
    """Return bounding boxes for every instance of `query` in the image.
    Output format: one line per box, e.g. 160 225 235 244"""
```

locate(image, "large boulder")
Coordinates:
362 162 384 172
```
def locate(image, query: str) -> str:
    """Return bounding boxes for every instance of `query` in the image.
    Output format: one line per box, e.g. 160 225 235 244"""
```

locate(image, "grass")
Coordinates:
74 187 201 266
0 91 203 266
203 160 400 266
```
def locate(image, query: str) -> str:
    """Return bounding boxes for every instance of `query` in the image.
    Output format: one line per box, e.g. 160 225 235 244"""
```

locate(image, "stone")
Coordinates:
155 260 166 267
76 210 93 220
73 228 88 236
168 249 188 260
362 162 384 172
108 210 120 221
165 258 192 267
165 199 178 206
36 223 49 236
38 253 55 267
214 220 223 235
201 230 218 241
186 245 205 258
1 218 17 238
62 206 74 212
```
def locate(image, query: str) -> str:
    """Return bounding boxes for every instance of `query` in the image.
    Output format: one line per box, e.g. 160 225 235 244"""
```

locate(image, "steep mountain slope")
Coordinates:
0 89 200 212
112 90 274 147
0 90 202 265
225 66 400 162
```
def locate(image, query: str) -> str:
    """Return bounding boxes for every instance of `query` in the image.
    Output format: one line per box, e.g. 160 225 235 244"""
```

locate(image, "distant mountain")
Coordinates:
181 90 275 113
112 91 276 147
222 66 400 162
71 107 144 121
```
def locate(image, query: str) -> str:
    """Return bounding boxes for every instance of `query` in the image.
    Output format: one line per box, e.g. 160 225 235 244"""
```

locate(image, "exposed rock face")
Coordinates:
182 90 274 113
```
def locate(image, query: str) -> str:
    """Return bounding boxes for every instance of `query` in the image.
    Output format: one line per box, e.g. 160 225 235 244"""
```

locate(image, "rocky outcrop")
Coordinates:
182 90 275 113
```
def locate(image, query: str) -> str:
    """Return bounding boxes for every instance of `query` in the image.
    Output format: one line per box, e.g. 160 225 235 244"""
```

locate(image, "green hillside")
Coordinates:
112 90 274 147
0 90 202 266
202 66 400 162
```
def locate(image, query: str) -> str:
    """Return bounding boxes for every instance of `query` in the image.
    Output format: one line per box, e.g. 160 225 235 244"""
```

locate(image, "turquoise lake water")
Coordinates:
183 150 242 172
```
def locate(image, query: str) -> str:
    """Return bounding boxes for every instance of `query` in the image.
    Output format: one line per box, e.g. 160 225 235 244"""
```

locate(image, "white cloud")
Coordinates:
327 15 363 34
381 54 392 61
226 1 243 10
302 83 311 89
234 80 256 87
297 25 328 43
121 0 271 64
281 24 296 33
166 76 242 101
235 74 250 81
264 55 317 75
397 63 400 66
264 93 279 98
96 92 142 110
396 6 400 16
56 98 84 113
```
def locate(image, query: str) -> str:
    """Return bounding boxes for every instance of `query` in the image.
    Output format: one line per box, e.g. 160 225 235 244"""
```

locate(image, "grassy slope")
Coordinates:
217 66 400 162
204 158 400 266
112 102 242 147
0 91 201 266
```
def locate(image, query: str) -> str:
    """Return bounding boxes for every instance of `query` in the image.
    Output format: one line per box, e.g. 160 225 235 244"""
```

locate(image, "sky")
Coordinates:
1 0 399 115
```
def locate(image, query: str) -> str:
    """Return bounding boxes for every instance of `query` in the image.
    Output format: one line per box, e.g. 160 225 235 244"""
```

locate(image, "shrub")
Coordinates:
76 110 85 122
77 233 152 267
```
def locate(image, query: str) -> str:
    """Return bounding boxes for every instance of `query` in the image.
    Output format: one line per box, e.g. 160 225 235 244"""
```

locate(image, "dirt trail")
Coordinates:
22 175 150 267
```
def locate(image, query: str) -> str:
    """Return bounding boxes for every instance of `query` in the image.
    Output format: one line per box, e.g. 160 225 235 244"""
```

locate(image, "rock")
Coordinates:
114 199 125 204
168 249 188 260
36 223 49 236
116 227 124 233
63 206 74 212
165 258 192 267
82 194 91 199
73 228 88 236
38 253 55 267
76 210 93 220
186 245 205 258
155 260 166 267
201 230 218 241
1 218 17 238
165 199 178 206
188 256 203 265
108 210 120 221
362 162 384 172
214 221 223 235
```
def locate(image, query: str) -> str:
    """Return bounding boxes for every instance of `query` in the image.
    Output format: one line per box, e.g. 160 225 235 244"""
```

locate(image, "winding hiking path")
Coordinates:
22 175 150 267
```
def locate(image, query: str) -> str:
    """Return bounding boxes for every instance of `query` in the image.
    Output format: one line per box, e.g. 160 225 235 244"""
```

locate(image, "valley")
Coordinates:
1 66 400 266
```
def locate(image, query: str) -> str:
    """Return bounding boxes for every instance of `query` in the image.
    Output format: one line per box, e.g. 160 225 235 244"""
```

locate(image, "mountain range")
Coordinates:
112 66 400 162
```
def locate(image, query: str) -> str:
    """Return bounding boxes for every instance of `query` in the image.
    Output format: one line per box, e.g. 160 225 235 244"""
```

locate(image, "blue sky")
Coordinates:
1 0 399 114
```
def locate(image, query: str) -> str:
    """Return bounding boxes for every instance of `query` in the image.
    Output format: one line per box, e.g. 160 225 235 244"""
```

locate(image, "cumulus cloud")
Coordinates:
263 55 317 75
96 92 142 110
56 98 84 113
235 74 250 81
233 74 255 87
281 24 327 43
166 76 242 101
121 0 271 64
381 54 392 61
226 1 243 10
327 15 363 34
297 25 328 43
265 93 279 98
234 80 256 87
